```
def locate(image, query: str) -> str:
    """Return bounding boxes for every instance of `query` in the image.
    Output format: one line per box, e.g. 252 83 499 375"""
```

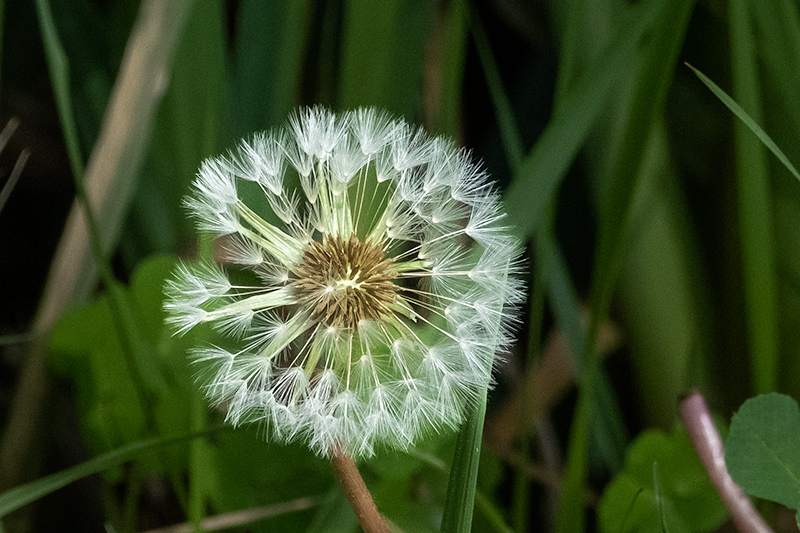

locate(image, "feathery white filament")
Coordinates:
165 106 523 458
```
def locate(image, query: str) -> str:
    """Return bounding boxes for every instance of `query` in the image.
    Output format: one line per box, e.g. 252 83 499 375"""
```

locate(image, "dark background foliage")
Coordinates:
1 0 799 531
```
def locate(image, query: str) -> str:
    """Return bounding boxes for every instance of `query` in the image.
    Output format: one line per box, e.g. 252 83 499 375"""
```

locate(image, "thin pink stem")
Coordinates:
679 390 773 533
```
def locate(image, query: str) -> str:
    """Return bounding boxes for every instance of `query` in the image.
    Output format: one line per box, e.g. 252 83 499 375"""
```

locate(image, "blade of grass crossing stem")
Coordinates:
441 392 487 533
729 0 778 394
33 0 171 426
502 0 661 240
36 0 196 413
556 1 695 531
0 429 221 517
686 65 800 183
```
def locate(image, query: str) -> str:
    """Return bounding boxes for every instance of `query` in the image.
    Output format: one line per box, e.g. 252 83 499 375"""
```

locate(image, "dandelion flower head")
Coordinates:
165 107 524 458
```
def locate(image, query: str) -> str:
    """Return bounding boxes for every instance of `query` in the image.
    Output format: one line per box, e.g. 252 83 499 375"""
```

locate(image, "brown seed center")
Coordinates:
292 234 398 328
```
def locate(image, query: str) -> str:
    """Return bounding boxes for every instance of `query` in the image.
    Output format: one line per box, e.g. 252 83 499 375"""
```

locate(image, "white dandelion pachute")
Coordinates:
165 107 524 458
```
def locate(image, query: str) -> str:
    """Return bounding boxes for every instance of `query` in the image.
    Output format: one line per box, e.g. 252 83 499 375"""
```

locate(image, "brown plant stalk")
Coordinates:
329 447 389 533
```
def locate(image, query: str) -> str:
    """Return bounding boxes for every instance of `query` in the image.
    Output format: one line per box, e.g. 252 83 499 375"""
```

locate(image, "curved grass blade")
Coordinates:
0 428 222 517
686 63 800 183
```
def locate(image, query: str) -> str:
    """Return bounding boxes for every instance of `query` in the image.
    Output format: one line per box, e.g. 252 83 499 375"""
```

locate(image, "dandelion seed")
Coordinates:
165 107 524 458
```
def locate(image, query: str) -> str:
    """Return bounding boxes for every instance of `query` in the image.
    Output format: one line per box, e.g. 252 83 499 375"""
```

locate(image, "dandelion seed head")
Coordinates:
164 106 524 458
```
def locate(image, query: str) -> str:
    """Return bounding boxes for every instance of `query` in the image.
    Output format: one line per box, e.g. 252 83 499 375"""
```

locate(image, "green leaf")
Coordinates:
50 296 148 455
49 255 196 462
0 429 220 517
598 427 727 533
725 393 800 514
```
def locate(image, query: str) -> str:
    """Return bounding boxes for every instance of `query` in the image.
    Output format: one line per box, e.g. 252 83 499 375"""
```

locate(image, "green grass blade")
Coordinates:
440 263 515 531
470 12 523 168
502 0 660 240
557 0 696 530
590 0 695 324
686 63 800 183
544 235 627 472
0 429 221 517
338 0 437 115
430 0 467 137
440 391 487 533
749 0 800 162
34 0 85 180
474 491 515 533
474 0 629 511
230 0 308 136
728 0 778 394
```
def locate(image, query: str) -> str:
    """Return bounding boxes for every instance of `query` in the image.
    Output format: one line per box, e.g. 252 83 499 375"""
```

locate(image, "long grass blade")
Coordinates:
502 0 661 240
0 429 221 517
686 64 800 183
440 389 486 533
0 0 195 496
230 0 308 136
557 0 696 530
338 0 437 114
728 0 778 394
429 0 468 137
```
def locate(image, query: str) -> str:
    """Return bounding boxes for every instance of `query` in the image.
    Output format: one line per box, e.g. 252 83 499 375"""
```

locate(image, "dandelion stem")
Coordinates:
329 447 389 533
